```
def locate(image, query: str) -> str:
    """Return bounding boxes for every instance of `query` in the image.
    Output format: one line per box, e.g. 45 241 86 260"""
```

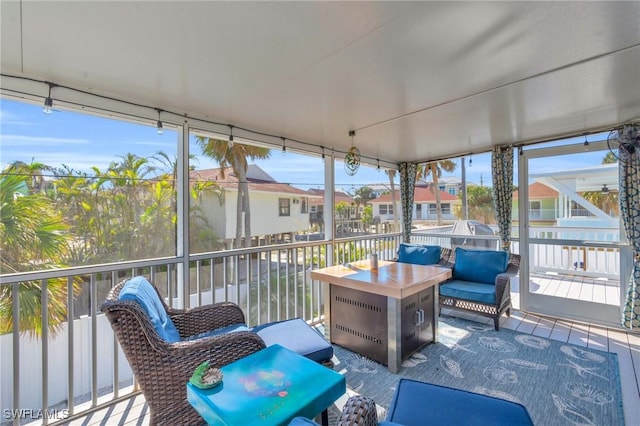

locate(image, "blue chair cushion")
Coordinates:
252 318 333 363
453 248 508 285
440 280 496 304
118 276 181 343
288 417 319 426
183 323 250 341
387 379 534 426
397 243 441 265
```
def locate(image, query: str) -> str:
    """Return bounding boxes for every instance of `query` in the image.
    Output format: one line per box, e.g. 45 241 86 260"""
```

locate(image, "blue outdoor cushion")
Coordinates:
397 243 441 265
118 276 181 343
453 248 508 285
288 417 319 426
440 280 496 304
253 318 333 363
387 379 533 426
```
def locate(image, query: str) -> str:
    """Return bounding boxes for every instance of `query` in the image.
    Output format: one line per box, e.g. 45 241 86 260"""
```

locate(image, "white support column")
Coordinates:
322 154 335 336
177 120 190 308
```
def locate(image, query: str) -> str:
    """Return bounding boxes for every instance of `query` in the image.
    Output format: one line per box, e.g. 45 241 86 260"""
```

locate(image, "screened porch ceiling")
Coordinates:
1 1 639 167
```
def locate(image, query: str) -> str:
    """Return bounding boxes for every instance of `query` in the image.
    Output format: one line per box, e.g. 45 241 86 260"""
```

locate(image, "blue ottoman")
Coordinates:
386 379 534 426
252 318 334 364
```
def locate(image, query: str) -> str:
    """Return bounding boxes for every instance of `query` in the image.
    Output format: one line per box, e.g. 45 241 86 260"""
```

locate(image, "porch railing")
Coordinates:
0 233 401 426
0 228 624 425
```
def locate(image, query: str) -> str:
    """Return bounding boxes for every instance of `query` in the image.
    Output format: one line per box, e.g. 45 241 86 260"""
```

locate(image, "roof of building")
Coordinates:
306 188 354 205
190 164 312 196
513 182 559 199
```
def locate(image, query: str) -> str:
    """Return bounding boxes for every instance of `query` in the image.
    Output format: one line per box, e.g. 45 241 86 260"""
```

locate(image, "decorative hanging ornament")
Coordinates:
345 130 361 176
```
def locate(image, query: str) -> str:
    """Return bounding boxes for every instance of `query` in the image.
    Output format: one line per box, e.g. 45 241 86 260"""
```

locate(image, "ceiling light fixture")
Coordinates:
377 159 380 171
345 130 361 176
228 125 234 148
601 184 609 194
156 109 164 135
321 146 325 161
282 137 287 155
584 134 589 146
43 83 54 114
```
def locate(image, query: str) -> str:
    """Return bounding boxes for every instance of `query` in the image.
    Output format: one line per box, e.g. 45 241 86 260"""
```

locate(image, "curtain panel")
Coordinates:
619 124 640 329
491 145 514 252
399 162 417 243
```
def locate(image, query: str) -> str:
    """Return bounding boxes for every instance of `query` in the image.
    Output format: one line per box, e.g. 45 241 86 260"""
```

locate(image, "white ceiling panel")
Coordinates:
2 1 639 165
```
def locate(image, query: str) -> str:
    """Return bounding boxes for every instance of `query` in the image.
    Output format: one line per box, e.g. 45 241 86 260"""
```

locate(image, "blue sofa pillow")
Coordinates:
397 243 441 265
118 276 181 343
453 248 509 285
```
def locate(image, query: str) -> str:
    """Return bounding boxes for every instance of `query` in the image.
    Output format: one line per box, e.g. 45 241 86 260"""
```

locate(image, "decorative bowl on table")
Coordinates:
190 360 223 389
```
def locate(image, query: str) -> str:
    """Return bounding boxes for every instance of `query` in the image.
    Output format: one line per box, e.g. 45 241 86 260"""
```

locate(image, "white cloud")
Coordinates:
0 134 90 146
0 108 35 126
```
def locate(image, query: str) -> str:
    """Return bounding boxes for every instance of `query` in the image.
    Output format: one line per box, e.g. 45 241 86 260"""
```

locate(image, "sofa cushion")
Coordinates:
118 276 181 343
397 243 441 265
253 318 333 363
453 248 508 285
387 379 533 426
440 280 496 304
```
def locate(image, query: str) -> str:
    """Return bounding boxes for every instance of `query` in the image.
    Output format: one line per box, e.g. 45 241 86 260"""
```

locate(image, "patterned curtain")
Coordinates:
491 145 514 252
619 124 640 330
399 162 417 243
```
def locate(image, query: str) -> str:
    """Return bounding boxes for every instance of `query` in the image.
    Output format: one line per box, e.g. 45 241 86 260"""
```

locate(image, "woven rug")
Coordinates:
330 314 624 426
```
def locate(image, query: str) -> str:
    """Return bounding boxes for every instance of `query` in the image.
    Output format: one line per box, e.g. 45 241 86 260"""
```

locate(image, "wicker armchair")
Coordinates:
439 249 521 330
101 279 266 426
337 395 379 425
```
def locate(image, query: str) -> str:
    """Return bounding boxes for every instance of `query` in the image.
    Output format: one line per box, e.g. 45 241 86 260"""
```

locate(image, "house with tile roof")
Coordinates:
370 185 460 224
305 188 360 234
512 182 560 224
190 164 320 246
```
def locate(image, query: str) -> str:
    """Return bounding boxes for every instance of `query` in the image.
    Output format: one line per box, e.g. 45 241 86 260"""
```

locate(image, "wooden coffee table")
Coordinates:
311 260 451 373
187 344 345 425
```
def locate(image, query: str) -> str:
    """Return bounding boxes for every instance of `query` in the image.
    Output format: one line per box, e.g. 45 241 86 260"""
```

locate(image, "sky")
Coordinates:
0 98 611 192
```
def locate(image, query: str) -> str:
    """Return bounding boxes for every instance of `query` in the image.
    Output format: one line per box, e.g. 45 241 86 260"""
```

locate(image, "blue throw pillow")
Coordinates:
118 276 181 343
397 243 441 265
453 248 509 285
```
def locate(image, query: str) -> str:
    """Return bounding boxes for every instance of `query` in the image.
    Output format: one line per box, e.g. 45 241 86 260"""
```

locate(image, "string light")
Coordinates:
321 146 325 161
377 159 380 171
9 75 387 168
228 125 234 148
282 137 287 155
584 134 589 146
156 109 164 135
43 83 54 114
469 155 473 167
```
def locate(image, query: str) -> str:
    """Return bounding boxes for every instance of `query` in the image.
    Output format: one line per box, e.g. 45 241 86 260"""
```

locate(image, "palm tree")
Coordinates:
422 160 457 225
0 171 80 337
151 150 225 252
6 159 54 193
195 138 270 248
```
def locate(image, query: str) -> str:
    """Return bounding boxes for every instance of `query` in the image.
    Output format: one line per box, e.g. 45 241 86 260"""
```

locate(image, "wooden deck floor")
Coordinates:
528 272 620 305
51 309 640 426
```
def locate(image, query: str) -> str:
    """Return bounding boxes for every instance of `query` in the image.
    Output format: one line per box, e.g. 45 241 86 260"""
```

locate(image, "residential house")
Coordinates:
513 182 560 224
371 186 459 224
191 164 319 246
306 188 356 223
417 177 462 197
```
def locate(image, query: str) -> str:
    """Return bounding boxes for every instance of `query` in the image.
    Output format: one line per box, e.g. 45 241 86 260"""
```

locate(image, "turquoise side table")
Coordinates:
187 344 345 425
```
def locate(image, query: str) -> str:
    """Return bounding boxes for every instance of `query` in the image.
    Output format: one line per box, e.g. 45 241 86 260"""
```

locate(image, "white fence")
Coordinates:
0 315 132 422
